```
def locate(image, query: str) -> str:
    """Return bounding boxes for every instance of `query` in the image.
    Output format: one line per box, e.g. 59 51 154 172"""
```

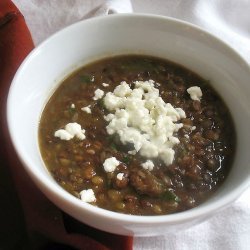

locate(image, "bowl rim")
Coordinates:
7 13 250 225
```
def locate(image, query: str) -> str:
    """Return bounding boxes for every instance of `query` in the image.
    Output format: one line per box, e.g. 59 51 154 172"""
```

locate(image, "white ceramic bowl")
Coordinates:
7 14 250 236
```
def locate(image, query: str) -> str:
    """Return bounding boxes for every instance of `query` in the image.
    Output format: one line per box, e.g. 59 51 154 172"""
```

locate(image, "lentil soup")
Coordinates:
39 55 236 215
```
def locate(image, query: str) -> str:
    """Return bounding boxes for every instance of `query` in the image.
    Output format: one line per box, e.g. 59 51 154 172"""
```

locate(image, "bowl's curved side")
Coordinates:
7 14 250 236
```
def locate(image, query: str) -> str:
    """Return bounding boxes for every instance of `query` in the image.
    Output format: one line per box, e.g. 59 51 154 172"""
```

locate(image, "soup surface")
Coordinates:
39 55 235 215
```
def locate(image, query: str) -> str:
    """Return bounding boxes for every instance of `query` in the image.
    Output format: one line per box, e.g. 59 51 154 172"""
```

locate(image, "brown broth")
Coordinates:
39 55 236 215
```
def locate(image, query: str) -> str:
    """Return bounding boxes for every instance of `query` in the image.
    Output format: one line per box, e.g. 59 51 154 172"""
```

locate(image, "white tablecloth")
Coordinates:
13 1 250 249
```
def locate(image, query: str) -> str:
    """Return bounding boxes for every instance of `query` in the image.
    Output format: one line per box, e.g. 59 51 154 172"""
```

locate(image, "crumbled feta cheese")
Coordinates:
174 123 183 131
54 129 73 140
103 92 125 111
81 105 91 114
169 136 180 145
187 86 202 101
65 123 86 140
104 113 115 122
71 103 75 109
191 126 196 131
141 160 154 171
114 81 132 97
103 157 120 172
128 150 137 155
102 83 109 87
117 173 124 180
80 189 96 203
54 122 86 140
93 88 104 100
160 148 175 166
175 108 186 119
140 141 158 158
184 134 189 139
103 80 186 166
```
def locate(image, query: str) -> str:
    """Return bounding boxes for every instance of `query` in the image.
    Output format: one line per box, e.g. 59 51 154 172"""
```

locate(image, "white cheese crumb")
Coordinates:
54 129 73 141
128 150 137 155
54 122 86 140
141 160 155 171
102 83 109 87
93 88 104 100
103 92 125 111
80 189 96 203
114 81 132 97
103 157 120 173
187 86 202 101
81 105 91 114
169 136 180 145
117 173 124 180
103 80 186 166
184 134 189 139
71 103 75 109
160 148 175 166
175 108 186 119
191 126 196 131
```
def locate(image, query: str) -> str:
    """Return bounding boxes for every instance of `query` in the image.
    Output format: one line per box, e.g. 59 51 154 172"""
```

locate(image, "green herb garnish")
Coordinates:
80 75 94 83
98 98 105 108
122 156 131 165
162 190 181 203
110 143 117 151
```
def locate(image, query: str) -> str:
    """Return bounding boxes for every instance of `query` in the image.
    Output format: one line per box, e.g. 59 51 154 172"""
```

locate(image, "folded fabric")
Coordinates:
82 0 133 19
0 1 133 249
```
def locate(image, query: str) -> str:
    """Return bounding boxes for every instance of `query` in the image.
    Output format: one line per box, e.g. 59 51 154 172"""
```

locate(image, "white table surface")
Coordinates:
12 1 250 249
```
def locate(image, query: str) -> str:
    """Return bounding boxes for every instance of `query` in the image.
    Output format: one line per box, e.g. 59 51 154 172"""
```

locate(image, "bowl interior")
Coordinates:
7 14 250 236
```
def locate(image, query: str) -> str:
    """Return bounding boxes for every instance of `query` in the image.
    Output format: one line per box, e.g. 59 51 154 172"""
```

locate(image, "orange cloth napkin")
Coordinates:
0 1 133 249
